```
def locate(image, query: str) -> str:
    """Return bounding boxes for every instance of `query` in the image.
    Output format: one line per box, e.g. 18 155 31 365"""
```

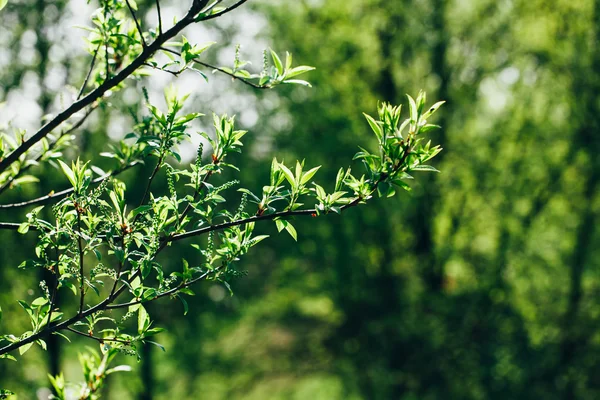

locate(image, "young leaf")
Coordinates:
285 222 298 241
282 79 312 87
411 165 440 172
285 66 316 79
19 342 33 356
176 293 189 315
270 49 284 76
57 160 76 188
301 166 321 185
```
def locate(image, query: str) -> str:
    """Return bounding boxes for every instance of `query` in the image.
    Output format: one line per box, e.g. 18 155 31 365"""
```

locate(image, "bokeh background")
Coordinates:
1 0 600 399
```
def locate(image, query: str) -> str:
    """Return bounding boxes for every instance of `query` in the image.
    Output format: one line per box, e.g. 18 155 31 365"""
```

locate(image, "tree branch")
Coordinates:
0 0 247 175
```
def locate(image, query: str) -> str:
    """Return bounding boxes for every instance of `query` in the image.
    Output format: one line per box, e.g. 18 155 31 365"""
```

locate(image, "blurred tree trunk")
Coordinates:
558 0 600 396
413 0 449 292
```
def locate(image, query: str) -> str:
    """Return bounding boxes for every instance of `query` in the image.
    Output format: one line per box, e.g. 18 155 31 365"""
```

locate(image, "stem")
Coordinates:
78 45 101 100
109 256 124 300
77 210 85 314
125 0 146 48
138 155 164 210
155 0 163 35
46 247 60 331
65 327 132 345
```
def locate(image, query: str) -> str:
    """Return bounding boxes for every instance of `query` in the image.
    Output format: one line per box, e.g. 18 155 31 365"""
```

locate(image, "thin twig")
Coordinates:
125 0 146 48
109 257 124 300
105 40 110 81
138 155 163 210
155 0 163 35
198 0 250 21
143 62 182 77
66 327 132 345
0 222 22 230
46 247 60 331
0 161 139 209
78 45 101 100
77 210 86 314
160 47 268 89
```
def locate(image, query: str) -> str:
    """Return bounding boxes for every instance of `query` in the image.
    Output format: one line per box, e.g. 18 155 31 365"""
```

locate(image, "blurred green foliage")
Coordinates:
1 0 599 399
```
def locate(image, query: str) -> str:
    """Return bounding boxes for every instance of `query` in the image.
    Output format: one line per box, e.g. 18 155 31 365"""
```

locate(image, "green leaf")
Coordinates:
275 219 285 232
422 101 446 119
275 219 297 241
0 0 7 12
17 222 29 234
278 162 296 188
301 166 321 185
19 342 33 355
282 79 312 87
176 293 189 315
145 340 166 352
407 94 418 122
13 175 39 185
270 48 284 75
363 113 382 140
285 222 298 241
106 365 133 375
285 65 315 79
31 297 48 307
138 306 149 334
57 160 76 188
412 165 440 172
